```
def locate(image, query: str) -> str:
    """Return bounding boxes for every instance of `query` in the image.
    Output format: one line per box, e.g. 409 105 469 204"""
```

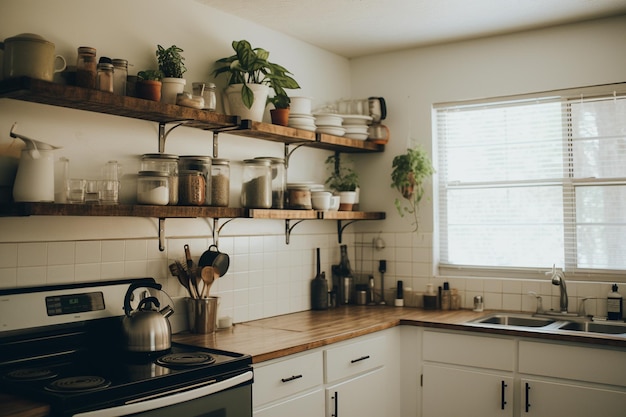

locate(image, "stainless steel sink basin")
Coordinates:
558 321 626 335
469 313 557 328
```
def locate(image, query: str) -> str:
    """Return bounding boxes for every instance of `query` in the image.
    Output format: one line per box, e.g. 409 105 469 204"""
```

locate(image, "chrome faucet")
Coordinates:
547 265 568 313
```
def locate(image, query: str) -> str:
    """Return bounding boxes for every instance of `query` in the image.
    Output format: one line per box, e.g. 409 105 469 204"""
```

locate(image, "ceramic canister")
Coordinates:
0 33 66 81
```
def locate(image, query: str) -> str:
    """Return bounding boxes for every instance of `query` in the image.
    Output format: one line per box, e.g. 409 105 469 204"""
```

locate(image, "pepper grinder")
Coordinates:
379 260 387 305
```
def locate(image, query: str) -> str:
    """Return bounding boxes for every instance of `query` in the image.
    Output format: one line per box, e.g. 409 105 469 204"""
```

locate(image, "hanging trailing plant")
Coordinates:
390 146 435 232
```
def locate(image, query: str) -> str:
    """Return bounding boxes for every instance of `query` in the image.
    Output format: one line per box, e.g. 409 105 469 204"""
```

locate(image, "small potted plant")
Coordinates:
156 44 187 104
268 92 291 126
325 154 359 210
136 69 163 101
213 40 300 122
390 146 435 232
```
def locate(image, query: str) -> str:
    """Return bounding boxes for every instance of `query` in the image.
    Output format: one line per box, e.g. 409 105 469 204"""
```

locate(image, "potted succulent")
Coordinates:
268 92 291 126
325 154 359 210
213 40 300 122
390 146 435 232
156 44 187 104
136 69 163 101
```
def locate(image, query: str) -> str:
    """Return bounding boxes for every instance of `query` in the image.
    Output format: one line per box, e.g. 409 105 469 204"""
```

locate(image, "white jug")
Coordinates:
10 124 61 202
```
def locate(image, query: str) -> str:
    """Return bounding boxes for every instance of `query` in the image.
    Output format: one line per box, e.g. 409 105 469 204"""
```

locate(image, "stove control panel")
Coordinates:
46 292 105 316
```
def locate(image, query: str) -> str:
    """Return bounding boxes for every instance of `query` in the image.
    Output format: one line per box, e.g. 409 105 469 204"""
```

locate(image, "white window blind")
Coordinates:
435 84 626 280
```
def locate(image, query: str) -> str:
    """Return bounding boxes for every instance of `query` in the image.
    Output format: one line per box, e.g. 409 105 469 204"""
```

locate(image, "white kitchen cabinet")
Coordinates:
422 330 515 417
323 328 401 417
325 367 386 417
422 364 513 417
253 350 324 417
520 377 626 416
519 340 626 416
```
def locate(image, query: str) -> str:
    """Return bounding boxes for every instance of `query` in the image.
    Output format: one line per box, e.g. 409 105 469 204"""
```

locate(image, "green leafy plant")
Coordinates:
325 154 359 192
391 146 435 232
137 69 163 81
213 40 300 109
267 92 291 109
156 45 187 78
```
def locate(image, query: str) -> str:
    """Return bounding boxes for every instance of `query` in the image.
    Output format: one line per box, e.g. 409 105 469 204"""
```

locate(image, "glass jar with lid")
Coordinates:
96 59 114 93
254 157 286 208
76 46 97 89
241 159 272 209
179 155 211 205
137 171 169 205
210 159 230 207
112 59 128 96
141 153 179 205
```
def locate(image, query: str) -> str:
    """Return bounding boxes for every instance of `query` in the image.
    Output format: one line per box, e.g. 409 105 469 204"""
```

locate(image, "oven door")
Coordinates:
74 370 253 417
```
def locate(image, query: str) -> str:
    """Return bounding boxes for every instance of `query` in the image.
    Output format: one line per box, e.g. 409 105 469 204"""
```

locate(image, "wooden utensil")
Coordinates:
200 266 216 298
176 260 199 299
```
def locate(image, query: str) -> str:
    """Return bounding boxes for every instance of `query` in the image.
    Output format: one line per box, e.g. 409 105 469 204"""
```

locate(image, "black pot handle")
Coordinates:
124 281 162 316
137 296 161 312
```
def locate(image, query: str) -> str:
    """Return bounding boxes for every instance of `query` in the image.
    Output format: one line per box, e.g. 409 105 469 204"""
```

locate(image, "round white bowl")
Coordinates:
313 113 343 127
290 97 313 115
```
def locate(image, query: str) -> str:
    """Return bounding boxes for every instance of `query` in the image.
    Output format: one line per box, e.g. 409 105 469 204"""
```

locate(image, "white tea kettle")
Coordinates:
10 123 61 202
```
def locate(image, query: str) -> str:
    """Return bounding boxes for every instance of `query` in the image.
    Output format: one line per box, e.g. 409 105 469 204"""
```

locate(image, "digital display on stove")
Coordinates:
45 292 105 316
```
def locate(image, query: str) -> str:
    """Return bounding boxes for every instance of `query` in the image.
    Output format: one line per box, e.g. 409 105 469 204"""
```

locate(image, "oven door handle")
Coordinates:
73 370 253 417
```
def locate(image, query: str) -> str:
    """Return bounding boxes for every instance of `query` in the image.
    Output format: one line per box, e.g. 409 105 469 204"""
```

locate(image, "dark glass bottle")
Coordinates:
338 245 354 304
311 248 328 310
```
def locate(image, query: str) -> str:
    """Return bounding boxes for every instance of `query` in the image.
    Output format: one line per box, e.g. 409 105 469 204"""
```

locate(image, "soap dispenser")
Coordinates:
607 284 623 321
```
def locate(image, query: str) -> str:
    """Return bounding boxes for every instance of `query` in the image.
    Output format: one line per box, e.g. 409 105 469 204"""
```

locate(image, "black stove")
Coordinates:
0 278 252 417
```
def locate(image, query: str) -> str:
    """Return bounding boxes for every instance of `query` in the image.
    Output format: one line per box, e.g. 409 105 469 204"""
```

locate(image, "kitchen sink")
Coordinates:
557 321 626 335
469 313 557 328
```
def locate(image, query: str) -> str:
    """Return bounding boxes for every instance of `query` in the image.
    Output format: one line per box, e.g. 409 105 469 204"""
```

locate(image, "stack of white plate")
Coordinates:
289 113 316 131
341 114 372 140
314 113 345 136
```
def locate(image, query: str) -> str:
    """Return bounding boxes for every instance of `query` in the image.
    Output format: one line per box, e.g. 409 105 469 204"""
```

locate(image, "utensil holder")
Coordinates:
186 296 218 334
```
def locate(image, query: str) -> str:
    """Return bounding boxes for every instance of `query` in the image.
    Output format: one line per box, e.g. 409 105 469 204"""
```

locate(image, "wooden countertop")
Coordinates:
173 306 626 363
4 306 626 416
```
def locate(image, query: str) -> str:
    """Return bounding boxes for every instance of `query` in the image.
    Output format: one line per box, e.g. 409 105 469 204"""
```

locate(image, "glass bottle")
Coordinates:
76 46 97 89
338 244 354 304
210 158 230 207
112 59 128 96
241 159 272 208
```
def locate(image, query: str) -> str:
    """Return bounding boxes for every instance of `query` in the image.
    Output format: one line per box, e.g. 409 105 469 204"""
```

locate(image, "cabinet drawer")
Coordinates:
253 350 323 407
519 340 626 387
324 334 386 383
423 330 515 371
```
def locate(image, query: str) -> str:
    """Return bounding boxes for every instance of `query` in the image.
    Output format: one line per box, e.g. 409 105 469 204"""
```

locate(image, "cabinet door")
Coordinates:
521 378 626 417
325 367 386 417
422 364 513 417
255 388 324 417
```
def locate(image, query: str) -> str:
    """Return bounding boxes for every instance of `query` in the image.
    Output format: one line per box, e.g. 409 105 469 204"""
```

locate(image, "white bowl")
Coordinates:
290 97 313 115
311 192 331 210
341 114 373 125
316 126 346 136
313 113 343 127
344 132 369 140
344 125 369 134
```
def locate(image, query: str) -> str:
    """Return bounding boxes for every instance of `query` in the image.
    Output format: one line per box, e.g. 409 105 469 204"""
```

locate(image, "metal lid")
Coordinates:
112 59 128 68
254 156 285 164
78 46 97 55
142 153 179 160
212 158 230 165
243 159 271 166
179 155 212 161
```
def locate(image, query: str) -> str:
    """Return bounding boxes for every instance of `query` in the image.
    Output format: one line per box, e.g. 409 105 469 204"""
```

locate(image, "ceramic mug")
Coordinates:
0 33 66 81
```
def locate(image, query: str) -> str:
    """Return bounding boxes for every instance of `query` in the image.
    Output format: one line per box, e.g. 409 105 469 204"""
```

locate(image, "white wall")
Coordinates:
1 1 625 322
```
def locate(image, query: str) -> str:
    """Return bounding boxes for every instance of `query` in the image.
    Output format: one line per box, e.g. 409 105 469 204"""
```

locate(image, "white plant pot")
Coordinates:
161 77 186 104
337 191 357 211
224 84 270 122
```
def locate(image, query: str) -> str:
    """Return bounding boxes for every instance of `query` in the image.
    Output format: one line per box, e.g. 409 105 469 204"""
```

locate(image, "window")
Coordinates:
435 84 626 281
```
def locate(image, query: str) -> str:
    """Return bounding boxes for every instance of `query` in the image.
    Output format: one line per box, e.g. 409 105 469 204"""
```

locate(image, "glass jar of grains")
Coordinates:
179 155 211 205
210 159 230 207
76 46 97 89
137 171 169 205
241 159 272 209
254 157 286 208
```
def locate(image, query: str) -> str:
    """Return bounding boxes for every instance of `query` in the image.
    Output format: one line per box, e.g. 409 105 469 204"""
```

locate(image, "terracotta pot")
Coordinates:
270 108 290 126
136 80 162 101
337 191 357 211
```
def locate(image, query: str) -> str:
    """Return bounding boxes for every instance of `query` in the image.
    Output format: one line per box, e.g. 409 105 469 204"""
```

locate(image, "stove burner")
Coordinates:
156 352 216 368
45 376 111 393
5 368 58 381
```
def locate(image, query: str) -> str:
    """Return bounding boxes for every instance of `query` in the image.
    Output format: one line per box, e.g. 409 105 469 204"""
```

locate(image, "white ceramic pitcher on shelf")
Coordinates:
10 123 62 202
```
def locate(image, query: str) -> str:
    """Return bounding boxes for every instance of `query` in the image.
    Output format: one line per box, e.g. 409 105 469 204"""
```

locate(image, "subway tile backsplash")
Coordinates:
0 232 619 323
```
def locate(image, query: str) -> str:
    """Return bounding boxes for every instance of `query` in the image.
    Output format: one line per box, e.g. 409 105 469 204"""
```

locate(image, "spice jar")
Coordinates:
76 46 97 88
96 58 114 93
179 170 206 206
141 154 179 205
192 82 217 111
254 157 286 208
137 171 169 205
179 155 211 205
287 184 312 209
112 59 128 96
210 158 230 207
241 159 272 209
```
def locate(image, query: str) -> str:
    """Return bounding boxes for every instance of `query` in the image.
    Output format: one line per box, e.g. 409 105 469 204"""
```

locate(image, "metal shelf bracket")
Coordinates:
158 121 189 153
337 219 363 244
210 217 236 247
285 219 306 244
